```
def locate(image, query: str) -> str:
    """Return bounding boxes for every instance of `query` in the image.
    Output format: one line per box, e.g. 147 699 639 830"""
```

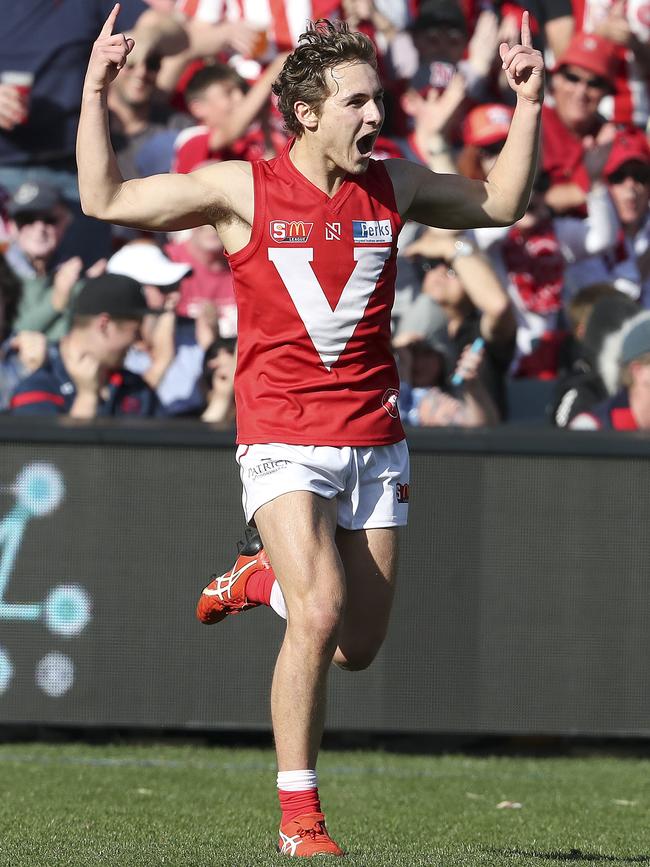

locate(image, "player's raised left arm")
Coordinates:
388 12 544 229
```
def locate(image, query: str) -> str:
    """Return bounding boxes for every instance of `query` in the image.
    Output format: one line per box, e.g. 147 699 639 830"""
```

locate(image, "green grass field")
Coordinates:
0 742 648 866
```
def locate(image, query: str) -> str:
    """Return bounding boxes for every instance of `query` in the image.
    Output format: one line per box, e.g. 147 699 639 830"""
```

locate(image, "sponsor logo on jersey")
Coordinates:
396 482 409 504
247 458 289 479
352 219 392 244
381 387 399 418
270 220 313 243
325 221 341 240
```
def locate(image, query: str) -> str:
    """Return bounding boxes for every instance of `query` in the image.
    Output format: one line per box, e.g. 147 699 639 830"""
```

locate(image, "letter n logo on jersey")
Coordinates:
270 220 313 243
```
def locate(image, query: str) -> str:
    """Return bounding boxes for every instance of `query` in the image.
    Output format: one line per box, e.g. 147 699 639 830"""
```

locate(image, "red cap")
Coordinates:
463 104 514 148
552 31 618 86
604 129 650 177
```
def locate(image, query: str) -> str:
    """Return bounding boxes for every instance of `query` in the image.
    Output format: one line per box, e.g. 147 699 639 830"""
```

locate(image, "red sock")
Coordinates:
245 566 277 606
278 788 322 825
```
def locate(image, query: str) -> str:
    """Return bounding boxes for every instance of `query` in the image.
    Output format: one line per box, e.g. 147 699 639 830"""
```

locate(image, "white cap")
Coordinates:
107 242 192 287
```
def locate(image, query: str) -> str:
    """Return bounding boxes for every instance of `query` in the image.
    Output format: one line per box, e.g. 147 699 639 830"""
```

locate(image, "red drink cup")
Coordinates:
250 29 268 60
1 71 34 124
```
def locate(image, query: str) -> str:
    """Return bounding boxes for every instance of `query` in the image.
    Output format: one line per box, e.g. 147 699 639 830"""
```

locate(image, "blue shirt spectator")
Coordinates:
9 273 158 417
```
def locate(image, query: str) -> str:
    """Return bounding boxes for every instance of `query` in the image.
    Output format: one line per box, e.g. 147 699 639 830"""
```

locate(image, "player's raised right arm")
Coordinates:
76 3 223 231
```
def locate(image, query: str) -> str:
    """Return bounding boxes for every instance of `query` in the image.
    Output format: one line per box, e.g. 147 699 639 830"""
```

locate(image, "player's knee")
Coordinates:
291 597 344 648
333 642 380 672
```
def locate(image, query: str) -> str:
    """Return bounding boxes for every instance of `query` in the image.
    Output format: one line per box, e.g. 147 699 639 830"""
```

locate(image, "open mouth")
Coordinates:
356 133 376 157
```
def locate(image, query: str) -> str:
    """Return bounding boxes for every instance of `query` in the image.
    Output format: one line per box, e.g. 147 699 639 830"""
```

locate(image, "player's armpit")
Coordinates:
82 160 253 233
384 159 517 230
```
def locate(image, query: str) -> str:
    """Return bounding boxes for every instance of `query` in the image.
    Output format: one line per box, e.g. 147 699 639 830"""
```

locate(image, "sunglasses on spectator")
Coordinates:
560 69 609 90
14 211 59 227
420 257 457 277
479 140 505 158
608 165 650 185
126 54 162 72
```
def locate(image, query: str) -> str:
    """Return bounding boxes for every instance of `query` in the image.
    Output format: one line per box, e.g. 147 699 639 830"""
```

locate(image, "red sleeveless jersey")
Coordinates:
228 142 405 446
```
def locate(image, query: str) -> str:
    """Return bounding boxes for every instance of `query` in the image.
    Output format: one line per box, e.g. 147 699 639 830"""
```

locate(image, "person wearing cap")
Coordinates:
391 1 500 122
574 0 650 128
552 286 640 427
457 103 514 180
107 238 220 416
562 130 650 303
603 130 650 301
9 273 158 418
570 311 650 430
4 180 106 341
542 31 619 216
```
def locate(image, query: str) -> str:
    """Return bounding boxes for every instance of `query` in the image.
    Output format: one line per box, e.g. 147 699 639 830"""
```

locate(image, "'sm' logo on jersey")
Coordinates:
268 246 391 370
270 220 313 243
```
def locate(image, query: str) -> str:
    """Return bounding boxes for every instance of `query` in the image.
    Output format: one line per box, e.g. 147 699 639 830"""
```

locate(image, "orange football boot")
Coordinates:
196 527 270 624
277 813 344 857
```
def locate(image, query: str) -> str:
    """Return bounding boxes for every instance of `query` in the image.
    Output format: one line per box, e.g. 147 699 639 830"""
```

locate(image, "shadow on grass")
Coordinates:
490 849 650 863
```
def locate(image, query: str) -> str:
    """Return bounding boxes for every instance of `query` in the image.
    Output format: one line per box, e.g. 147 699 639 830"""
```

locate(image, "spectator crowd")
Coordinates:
0 0 648 430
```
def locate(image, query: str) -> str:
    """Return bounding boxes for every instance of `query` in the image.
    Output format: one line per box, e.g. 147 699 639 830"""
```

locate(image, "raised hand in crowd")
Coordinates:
400 72 465 173
194 301 220 351
595 0 633 46
51 257 84 313
60 345 102 419
141 309 176 390
497 9 522 50
467 10 500 79
342 0 399 43
0 83 27 131
201 338 236 424
86 258 108 279
582 125 618 183
10 331 47 373
157 18 261 94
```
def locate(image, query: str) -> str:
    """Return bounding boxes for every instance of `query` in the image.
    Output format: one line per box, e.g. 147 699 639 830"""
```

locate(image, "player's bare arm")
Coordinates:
386 11 544 230
76 3 253 242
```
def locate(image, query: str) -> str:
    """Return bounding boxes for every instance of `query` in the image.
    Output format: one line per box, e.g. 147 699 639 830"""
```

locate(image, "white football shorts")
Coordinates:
236 440 410 530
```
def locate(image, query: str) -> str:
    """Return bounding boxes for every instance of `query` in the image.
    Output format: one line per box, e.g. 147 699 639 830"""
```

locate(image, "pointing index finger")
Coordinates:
100 2 120 37
521 10 532 47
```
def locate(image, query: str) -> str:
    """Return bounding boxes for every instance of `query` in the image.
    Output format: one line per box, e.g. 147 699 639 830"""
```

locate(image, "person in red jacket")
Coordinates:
542 30 619 216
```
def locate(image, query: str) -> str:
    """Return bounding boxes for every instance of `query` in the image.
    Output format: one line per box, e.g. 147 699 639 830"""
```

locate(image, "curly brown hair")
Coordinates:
271 19 377 137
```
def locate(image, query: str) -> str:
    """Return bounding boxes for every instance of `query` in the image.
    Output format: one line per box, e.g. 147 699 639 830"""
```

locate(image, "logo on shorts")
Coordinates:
270 220 313 243
381 388 399 418
247 458 289 480
396 482 409 504
352 219 392 244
